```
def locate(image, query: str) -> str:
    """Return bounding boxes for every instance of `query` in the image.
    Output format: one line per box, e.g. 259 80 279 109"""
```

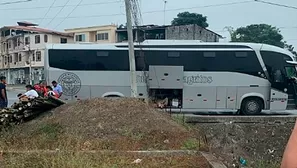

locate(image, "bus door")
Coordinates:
285 65 297 107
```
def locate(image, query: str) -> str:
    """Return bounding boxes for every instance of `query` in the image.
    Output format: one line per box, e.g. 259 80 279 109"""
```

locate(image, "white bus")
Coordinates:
44 40 297 115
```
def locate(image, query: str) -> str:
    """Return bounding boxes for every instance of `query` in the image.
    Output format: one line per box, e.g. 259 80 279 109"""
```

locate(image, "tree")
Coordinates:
230 24 297 58
284 43 297 58
231 24 285 48
171 12 209 28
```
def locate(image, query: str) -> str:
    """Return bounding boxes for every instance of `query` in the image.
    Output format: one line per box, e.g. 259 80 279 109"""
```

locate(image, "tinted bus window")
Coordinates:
138 50 263 78
261 51 293 78
48 49 129 71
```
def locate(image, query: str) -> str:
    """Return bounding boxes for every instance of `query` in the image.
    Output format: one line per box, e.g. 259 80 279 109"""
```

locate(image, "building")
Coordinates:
65 25 117 43
0 22 74 84
116 24 222 42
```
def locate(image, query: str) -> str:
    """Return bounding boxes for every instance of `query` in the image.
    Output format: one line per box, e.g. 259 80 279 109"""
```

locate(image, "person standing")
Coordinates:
0 76 7 108
52 81 63 98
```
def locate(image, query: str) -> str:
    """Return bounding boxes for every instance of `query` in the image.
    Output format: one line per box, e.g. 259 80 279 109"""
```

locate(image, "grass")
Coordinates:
0 121 209 152
182 138 200 150
0 113 211 168
2 152 210 168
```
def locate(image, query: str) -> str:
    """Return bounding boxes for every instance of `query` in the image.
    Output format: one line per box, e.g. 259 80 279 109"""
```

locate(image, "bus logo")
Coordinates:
58 72 82 96
183 75 213 85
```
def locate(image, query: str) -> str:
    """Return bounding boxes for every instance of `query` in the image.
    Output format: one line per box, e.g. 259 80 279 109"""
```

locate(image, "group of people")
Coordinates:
0 76 63 109
20 80 63 100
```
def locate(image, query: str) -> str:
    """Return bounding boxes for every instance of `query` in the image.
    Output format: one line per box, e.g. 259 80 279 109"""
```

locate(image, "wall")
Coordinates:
51 35 74 44
65 25 117 43
165 25 219 42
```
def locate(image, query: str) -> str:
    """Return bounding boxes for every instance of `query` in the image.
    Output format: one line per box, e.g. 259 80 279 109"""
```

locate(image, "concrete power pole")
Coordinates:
124 0 138 97
29 48 32 85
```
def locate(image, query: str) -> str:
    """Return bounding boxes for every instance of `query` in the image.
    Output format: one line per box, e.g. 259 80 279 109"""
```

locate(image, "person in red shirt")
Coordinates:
40 81 48 96
33 83 41 93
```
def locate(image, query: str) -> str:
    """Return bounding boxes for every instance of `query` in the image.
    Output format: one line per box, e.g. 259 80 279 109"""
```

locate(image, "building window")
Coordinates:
18 53 22 62
9 55 12 63
17 38 21 46
168 52 180 58
25 37 30 45
44 35 48 43
32 53 35 61
8 41 11 48
96 33 109 41
235 52 248 58
36 51 41 62
35 35 40 44
75 34 85 42
60 38 67 44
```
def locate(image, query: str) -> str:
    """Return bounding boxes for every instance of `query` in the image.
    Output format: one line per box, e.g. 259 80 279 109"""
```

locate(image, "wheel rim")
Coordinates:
246 101 259 113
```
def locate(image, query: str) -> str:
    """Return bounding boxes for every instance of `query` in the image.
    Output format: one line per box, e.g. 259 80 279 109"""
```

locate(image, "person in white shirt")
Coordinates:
19 85 39 99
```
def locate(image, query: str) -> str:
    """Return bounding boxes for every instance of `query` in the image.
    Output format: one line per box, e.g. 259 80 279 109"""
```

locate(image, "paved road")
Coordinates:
7 90 22 107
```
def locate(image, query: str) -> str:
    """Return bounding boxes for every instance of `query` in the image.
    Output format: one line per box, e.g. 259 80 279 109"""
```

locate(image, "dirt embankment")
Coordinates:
0 98 210 168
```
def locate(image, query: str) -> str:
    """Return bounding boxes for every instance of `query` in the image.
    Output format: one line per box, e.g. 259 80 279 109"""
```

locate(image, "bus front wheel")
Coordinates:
240 97 263 115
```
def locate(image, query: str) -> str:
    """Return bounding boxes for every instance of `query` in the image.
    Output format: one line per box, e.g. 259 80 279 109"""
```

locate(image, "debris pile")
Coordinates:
47 98 189 138
1 98 206 151
0 96 65 127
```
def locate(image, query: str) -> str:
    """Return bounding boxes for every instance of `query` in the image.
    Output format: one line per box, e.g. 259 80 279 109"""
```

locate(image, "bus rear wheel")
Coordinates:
241 97 263 115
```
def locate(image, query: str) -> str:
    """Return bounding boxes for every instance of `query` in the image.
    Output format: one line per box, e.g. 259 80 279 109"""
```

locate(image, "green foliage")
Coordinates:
171 11 209 28
231 24 284 48
230 24 297 57
284 43 297 57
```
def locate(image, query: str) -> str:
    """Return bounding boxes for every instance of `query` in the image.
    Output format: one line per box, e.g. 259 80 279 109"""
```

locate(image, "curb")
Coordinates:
201 152 227 168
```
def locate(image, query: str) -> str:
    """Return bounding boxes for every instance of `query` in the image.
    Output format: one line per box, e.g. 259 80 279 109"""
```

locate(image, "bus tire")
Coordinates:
240 97 263 115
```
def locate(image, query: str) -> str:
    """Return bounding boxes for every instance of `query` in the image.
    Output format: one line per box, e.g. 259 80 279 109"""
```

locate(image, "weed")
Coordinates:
35 123 62 140
182 138 200 150
118 128 144 140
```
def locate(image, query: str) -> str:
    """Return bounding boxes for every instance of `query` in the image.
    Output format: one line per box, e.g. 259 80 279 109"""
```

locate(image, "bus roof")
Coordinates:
45 40 295 60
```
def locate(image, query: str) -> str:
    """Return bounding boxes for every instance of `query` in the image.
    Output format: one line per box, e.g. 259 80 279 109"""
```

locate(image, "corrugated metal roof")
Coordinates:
1 25 73 37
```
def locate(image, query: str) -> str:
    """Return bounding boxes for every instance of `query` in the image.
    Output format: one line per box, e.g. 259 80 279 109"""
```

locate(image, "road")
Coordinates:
7 90 22 107
4 89 297 115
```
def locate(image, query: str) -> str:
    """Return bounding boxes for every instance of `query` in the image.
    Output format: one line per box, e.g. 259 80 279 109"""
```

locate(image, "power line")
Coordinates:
254 0 297 10
39 0 58 25
54 0 84 29
12 0 255 21
0 0 32 5
45 0 71 27
0 0 121 11
213 26 297 33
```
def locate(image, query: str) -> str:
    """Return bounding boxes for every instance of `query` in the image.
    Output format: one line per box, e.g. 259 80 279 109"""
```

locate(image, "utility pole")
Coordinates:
28 47 32 85
163 0 167 25
124 0 138 97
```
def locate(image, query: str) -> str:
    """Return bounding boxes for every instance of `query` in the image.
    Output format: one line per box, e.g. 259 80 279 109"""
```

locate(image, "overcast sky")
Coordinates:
1 0 296 48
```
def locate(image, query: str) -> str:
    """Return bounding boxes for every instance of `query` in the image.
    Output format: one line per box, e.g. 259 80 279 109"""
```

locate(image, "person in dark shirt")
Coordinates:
0 76 7 108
